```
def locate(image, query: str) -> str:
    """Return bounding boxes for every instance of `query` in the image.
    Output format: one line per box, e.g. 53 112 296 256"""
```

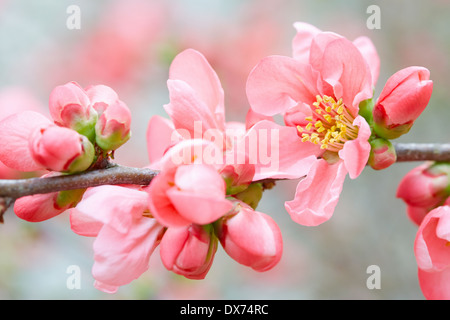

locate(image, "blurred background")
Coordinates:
0 0 449 299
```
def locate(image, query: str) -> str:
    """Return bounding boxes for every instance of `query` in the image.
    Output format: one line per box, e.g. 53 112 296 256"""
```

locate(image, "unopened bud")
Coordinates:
30 125 95 173
368 138 397 170
49 82 98 141
95 100 131 151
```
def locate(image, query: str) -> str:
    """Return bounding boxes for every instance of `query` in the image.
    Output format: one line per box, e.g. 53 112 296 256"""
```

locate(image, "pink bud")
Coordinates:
94 100 131 151
29 124 95 173
368 138 397 170
85 84 120 115
14 173 85 222
373 66 433 139
49 82 97 140
397 162 450 209
216 201 283 272
159 224 217 279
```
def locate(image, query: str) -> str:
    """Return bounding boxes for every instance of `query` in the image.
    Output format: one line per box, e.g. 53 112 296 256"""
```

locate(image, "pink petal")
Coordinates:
242 120 320 180
147 169 192 228
146 115 176 165
338 115 371 179
246 55 319 116
92 217 163 293
0 111 51 171
71 186 149 234
418 267 450 300
291 22 321 62
414 206 450 272
168 49 225 131
166 188 233 225
14 193 65 222
285 159 348 226
353 36 380 87
85 84 119 114
218 203 283 272
318 37 373 116
164 79 225 142
375 66 433 125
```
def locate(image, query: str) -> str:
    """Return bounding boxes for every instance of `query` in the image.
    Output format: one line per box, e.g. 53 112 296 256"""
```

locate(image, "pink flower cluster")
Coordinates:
397 162 450 299
0 22 436 296
0 82 131 221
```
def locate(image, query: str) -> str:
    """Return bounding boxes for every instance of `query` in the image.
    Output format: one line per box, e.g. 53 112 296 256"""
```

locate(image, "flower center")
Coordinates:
297 95 358 152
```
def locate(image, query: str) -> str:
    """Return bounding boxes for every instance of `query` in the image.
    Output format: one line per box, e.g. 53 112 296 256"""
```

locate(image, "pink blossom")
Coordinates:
246 23 374 225
94 99 132 151
373 66 433 139
159 224 217 280
414 205 450 299
14 173 85 222
215 201 283 272
150 48 318 182
49 81 96 131
146 139 233 228
397 162 450 226
29 124 95 173
0 111 52 172
70 185 165 293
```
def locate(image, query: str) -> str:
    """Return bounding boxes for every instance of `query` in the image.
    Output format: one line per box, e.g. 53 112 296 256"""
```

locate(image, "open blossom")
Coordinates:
246 22 375 226
70 185 165 293
414 204 450 299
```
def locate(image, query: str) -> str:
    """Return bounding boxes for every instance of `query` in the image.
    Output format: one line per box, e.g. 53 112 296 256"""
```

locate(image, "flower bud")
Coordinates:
159 224 217 280
14 173 85 222
94 100 131 151
397 162 450 209
372 66 433 139
49 82 98 141
215 201 283 272
368 138 397 170
220 162 255 195
29 125 95 173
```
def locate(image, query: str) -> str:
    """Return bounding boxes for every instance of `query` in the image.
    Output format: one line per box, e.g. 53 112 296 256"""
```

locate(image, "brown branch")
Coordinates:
0 142 450 220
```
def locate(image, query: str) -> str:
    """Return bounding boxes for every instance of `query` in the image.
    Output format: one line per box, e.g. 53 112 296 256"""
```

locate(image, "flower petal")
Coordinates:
246 55 319 116
91 217 163 293
291 22 321 62
338 115 371 179
0 111 51 171
169 48 225 131
319 37 373 116
146 115 176 165
242 120 320 180
285 159 348 226
418 267 450 300
353 36 380 87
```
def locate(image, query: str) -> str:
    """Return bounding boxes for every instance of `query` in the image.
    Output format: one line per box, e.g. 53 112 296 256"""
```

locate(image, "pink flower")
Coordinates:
215 200 283 272
373 66 433 139
14 173 85 222
147 139 234 228
150 48 318 182
414 205 450 299
29 124 95 173
397 162 450 226
70 185 165 293
159 224 217 280
94 99 131 151
49 81 97 140
246 23 374 225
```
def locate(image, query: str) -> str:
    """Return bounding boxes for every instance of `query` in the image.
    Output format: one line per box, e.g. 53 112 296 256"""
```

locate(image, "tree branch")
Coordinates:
0 142 450 220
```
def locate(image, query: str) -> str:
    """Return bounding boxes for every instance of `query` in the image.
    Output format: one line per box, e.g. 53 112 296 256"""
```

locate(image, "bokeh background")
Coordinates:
0 0 449 299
